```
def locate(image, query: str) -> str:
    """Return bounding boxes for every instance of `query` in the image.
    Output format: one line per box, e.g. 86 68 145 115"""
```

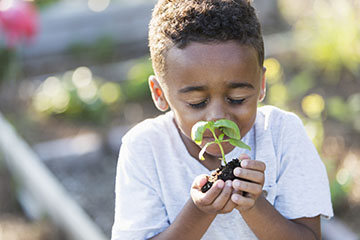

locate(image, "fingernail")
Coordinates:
226 180 232 187
234 180 240 188
217 181 224 188
234 168 241 176
241 160 248 167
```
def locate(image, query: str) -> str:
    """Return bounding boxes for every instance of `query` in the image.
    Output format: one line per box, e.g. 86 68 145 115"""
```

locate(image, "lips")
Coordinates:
202 135 229 140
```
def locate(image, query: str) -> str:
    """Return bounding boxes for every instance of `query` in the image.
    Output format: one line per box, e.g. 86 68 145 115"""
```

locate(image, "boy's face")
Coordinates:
151 41 265 159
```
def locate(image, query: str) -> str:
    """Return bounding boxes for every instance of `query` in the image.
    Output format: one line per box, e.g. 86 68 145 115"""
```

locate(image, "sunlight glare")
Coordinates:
72 67 93 88
88 0 110 12
0 0 14 11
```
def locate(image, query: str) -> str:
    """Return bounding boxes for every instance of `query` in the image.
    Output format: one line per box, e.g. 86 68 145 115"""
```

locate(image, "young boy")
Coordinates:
112 0 333 239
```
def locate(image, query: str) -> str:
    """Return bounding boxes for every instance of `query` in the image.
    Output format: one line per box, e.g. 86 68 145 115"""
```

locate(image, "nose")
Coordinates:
205 100 228 122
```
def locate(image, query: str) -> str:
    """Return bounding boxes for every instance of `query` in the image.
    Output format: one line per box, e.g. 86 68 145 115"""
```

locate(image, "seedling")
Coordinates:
191 119 251 164
191 119 252 192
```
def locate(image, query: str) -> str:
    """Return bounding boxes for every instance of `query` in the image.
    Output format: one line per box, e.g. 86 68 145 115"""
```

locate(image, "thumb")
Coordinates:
193 174 209 189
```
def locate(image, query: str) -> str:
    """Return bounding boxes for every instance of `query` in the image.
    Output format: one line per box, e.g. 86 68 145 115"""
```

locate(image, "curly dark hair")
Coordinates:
149 0 264 76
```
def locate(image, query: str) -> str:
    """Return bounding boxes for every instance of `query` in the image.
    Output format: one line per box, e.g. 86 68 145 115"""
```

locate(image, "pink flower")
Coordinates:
0 1 38 48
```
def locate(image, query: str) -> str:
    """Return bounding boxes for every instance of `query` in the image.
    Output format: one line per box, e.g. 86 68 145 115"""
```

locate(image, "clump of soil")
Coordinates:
201 158 242 193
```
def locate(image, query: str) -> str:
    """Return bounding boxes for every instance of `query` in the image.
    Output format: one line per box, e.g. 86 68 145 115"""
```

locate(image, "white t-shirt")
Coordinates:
111 106 333 240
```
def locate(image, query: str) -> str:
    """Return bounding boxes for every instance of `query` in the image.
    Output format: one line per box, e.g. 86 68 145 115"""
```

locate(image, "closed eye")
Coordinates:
226 97 246 105
188 99 208 109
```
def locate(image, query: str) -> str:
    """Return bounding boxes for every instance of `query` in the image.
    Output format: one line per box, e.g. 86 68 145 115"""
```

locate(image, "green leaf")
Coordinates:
228 139 251 151
191 121 210 145
218 133 224 141
214 119 240 140
198 142 213 160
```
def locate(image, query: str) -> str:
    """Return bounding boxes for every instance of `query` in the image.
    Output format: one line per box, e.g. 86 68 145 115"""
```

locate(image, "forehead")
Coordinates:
161 41 261 87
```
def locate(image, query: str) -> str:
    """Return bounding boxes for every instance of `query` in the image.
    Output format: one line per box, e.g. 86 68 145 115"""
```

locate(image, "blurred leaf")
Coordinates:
330 179 347 207
293 0 360 80
123 57 153 102
68 35 116 63
287 71 315 100
31 67 121 123
304 119 324 151
327 96 353 123
347 93 360 114
267 83 288 108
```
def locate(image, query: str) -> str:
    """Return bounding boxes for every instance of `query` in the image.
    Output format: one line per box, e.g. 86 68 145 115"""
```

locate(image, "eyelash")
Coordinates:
188 98 246 109
188 99 209 109
226 97 246 105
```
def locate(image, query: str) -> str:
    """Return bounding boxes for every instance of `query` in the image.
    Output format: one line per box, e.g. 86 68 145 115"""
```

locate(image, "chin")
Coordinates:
204 143 235 158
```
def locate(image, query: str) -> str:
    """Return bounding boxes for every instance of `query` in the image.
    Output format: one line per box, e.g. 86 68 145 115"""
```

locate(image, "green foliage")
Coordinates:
34 0 60 9
123 57 153 102
32 67 123 123
191 119 251 165
327 97 352 123
292 0 360 81
0 48 19 83
30 55 155 124
263 6 360 204
287 71 314 100
68 36 117 63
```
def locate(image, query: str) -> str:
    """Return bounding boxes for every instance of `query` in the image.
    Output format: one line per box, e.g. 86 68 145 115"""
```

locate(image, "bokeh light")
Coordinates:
336 168 351 186
72 66 93 89
0 0 14 11
264 58 282 84
99 82 122 104
33 76 70 114
88 0 110 12
301 94 325 119
77 81 98 104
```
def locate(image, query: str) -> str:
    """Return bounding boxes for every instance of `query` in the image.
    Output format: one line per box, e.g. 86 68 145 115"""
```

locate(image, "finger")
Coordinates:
238 153 251 160
220 194 238 213
198 180 224 206
194 174 209 189
232 179 263 196
233 167 264 184
241 159 266 172
211 180 233 211
231 193 255 208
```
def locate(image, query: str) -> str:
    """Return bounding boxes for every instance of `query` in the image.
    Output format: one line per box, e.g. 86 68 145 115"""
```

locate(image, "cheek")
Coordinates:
235 102 258 135
173 109 198 138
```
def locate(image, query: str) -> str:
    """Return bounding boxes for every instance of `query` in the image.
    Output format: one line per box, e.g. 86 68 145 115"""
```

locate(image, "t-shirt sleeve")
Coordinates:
111 135 170 240
274 113 334 220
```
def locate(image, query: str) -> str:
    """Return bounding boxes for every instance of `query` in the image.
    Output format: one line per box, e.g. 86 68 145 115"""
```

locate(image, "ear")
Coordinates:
259 67 266 102
148 75 169 112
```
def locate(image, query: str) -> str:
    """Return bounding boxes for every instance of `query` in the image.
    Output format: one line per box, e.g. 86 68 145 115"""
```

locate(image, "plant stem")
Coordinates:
209 128 227 165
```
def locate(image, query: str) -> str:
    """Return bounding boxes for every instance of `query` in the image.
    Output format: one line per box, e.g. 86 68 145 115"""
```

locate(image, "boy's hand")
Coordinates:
231 155 266 213
190 175 236 214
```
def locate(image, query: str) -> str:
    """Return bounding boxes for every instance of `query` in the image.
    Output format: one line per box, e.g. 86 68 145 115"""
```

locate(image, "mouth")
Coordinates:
202 135 230 141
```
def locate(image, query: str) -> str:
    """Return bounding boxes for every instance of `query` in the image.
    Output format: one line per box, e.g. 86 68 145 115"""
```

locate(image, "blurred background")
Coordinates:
0 0 359 239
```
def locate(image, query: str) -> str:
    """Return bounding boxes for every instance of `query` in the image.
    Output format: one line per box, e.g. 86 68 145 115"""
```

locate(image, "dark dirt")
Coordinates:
202 158 242 193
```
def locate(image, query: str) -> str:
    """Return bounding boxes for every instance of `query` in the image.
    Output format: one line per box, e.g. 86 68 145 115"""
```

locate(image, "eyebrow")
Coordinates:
228 82 254 89
178 82 254 94
178 86 207 93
